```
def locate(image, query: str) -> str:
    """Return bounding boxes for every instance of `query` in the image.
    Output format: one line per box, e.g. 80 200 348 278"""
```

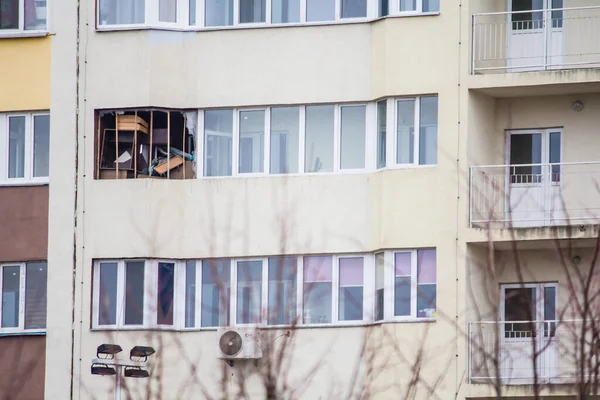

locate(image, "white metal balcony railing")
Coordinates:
472 7 600 73
469 162 600 228
469 320 600 385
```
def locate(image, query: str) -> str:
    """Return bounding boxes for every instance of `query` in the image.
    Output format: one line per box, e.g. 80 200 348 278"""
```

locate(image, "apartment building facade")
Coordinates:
0 0 51 398
39 0 600 399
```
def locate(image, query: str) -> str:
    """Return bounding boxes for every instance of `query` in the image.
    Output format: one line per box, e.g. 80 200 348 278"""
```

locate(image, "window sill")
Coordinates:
0 180 49 187
0 330 46 337
95 12 440 33
0 31 50 39
90 318 436 332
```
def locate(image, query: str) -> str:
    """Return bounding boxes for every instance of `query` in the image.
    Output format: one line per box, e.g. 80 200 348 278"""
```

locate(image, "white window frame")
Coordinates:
91 250 434 331
199 103 375 178
0 262 46 335
386 96 438 169
0 112 50 186
0 0 49 34
96 0 438 30
380 249 436 322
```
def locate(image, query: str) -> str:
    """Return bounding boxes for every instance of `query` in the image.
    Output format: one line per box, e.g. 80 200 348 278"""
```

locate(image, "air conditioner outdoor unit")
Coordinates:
217 327 262 360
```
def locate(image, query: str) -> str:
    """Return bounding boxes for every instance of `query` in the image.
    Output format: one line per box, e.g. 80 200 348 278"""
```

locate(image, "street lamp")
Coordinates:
91 343 156 400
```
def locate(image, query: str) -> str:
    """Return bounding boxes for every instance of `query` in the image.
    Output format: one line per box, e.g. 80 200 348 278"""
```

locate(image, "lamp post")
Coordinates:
91 344 156 400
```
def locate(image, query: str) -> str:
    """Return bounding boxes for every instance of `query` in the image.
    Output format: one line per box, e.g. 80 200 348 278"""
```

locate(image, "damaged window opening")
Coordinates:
96 109 198 180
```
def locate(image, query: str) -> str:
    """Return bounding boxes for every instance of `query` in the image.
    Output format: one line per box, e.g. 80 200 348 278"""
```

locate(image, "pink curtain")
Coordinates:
24 0 37 28
394 252 411 277
303 256 332 282
339 257 363 286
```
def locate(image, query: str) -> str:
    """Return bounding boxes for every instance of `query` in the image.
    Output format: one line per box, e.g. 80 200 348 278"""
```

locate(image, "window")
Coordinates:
376 101 387 169
98 0 439 29
392 96 438 167
92 250 436 330
0 262 47 333
399 0 438 12
202 104 368 177
0 113 50 185
0 0 47 31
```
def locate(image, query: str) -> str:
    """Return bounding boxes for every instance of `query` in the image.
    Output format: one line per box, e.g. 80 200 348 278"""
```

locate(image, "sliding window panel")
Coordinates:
24 262 47 330
98 262 118 326
239 110 265 174
340 105 366 170
185 260 196 328
204 110 233 176
305 105 334 173
338 257 364 321
25 0 47 30
303 256 332 324
341 0 367 18
205 0 234 26
374 253 385 321
33 115 50 178
236 260 263 324
8 116 26 179
306 0 335 22
376 101 387 169
124 261 145 326
98 0 145 25
271 0 300 23
423 0 439 12
393 252 411 317
268 257 297 325
270 107 299 174
157 262 175 326
201 260 231 327
240 0 266 23
419 96 438 166
399 0 416 11
159 0 178 22
396 100 415 165
416 249 436 318
1 266 21 328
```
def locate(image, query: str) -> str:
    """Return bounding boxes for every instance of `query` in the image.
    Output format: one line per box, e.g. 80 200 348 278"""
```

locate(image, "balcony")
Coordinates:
469 162 600 228
472 6 600 74
468 320 595 386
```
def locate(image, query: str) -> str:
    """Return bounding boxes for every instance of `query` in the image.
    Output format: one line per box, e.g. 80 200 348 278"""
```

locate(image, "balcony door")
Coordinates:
501 283 557 384
506 129 563 227
508 0 564 71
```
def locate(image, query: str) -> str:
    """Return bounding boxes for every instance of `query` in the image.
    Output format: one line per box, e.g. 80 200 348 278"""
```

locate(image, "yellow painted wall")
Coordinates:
0 37 51 111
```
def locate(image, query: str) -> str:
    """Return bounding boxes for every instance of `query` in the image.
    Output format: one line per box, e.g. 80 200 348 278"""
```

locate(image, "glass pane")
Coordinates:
98 0 145 25
544 286 556 337
204 109 233 177
549 132 561 182
239 110 265 173
124 261 145 325
341 0 366 18
340 106 366 170
201 260 231 327
400 0 416 11
236 260 263 324
338 258 363 321
189 0 196 24
270 107 299 174
417 249 436 284
1 266 20 328
396 100 415 164
511 0 543 30
159 0 177 22
272 0 299 23
419 96 438 165
379 0 388 16
510 133 542 183
504 287 536 338
303 256 332 324
395 252 411 276
377 101 387 169
394 277 411 316
8 116 25 179
305 105 334 173
0 0 19 29
98 262 118 325
240 0 265 23
417 284 436 318
25 262 47 329
551 0 563 28
375 253 384 321
25 0 47 30
306 0 335 22
33 115 50 178
157 262 175 325
268 257 297 325
423 0 439 12
205 0 233 26
185 260 196 328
